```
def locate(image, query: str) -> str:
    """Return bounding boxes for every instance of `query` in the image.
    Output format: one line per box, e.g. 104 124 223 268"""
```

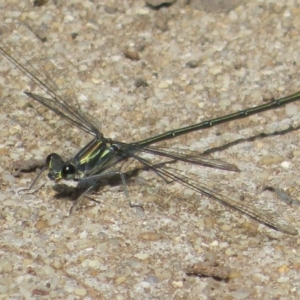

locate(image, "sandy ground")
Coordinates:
1 0 300 299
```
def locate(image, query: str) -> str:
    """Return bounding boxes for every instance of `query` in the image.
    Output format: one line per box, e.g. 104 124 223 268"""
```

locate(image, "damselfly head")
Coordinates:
46 153 77 181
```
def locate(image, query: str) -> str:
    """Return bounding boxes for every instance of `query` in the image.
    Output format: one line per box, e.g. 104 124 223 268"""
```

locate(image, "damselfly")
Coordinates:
0 23 299 235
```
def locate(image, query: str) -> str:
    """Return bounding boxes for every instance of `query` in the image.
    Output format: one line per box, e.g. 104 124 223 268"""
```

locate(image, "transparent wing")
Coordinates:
0 22 100 136
158 165 297 235
96 143 296 235
114 141 240 172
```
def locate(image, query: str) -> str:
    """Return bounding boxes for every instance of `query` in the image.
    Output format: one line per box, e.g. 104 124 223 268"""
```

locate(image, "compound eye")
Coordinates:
46 153 64 171
61 164 76 180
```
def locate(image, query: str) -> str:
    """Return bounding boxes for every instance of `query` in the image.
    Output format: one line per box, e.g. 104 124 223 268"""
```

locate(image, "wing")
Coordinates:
0 22 100 136
148 164 297 235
